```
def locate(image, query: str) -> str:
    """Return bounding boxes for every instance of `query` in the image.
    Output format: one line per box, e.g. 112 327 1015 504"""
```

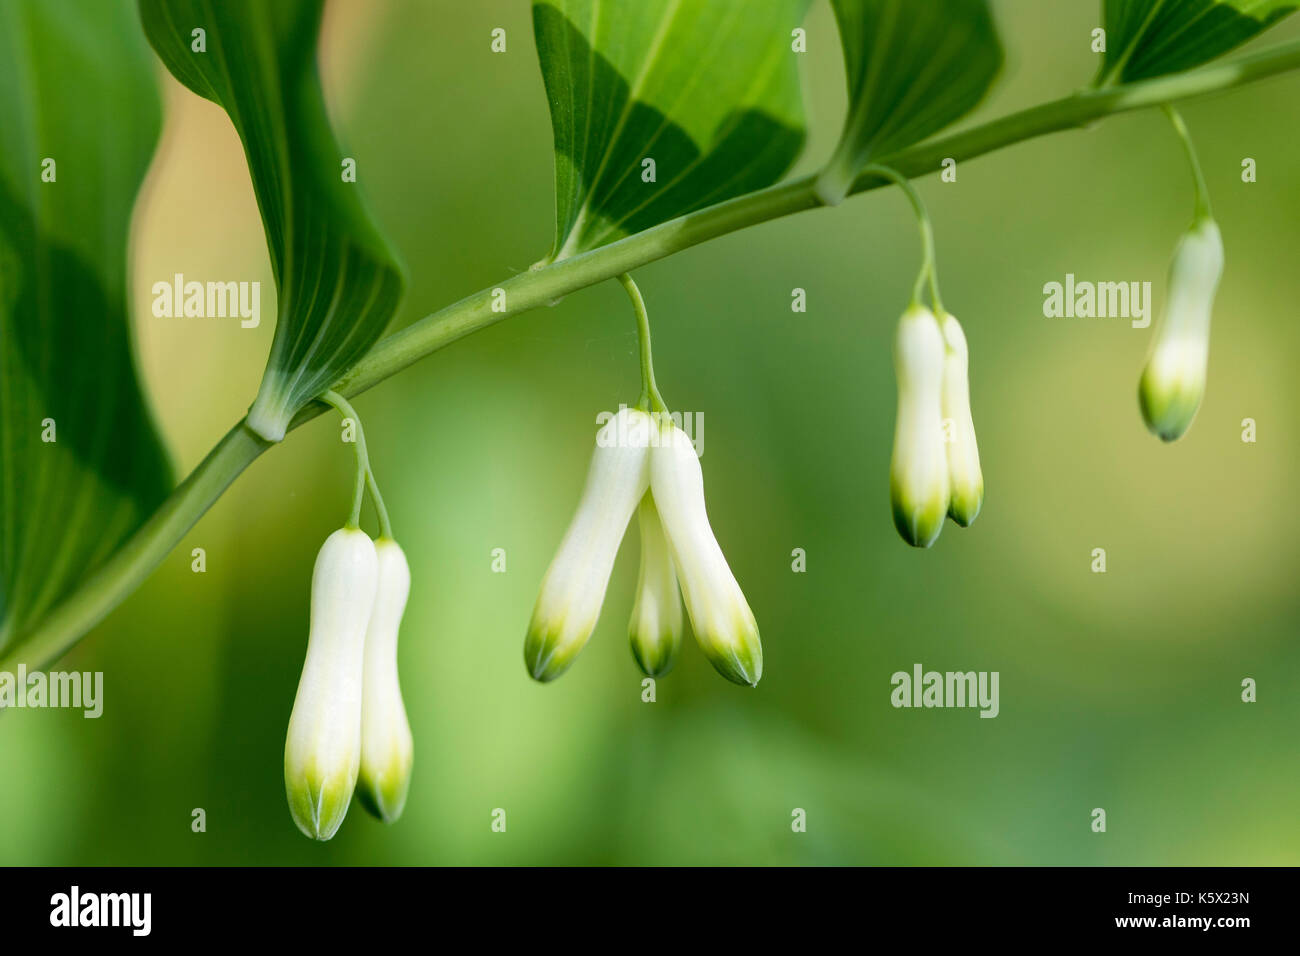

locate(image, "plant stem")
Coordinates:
331 39 1300 400
859 164 943 312
618 273 668 413
320 390 391 535
1162 104 1214 221
5 39 1300 672
366 469 393 540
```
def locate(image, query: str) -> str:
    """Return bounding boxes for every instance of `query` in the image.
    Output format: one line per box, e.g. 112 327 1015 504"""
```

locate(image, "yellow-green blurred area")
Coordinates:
2 0 1298 865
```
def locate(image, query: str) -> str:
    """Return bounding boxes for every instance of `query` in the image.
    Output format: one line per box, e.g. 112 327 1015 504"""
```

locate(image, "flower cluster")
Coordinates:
284 529 413 840
263 99 1228 842
890 305 983 548
525 408 761 686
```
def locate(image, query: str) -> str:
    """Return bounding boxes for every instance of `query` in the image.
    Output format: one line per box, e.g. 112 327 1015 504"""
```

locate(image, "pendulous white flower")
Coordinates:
628 494 683 677
1139 217 1223 442
525 407 652 682
356 537 414 824
285 527 378 841
891 304 950 547
650 421 762 687
938 312 983 527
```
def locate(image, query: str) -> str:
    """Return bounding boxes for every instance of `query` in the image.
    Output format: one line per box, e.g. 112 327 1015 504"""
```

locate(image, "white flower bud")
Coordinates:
285 528 378 841
649 421 762 687
939 312 983 527
357 537 414 824
1139 218 1223 442
891 304 950 547
628 494 683 677
525 408 651 682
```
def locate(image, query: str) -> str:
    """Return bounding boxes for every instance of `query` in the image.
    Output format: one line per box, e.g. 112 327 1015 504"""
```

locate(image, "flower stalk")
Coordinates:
1162 105 1213 222
859 164 943 311
618 273 669 414
320 390 392 537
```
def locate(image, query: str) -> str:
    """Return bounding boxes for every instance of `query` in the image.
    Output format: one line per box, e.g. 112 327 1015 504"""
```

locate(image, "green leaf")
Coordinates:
816 0 1003 205
0 0 172 649
533 0 810 262
1098 0 1299 83
138 0 405 442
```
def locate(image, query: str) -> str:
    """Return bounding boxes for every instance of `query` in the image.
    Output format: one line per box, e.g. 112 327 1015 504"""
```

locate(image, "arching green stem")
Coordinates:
320 390 392 538
618 273 669 413
1162 104 1213 222
6 40 1300 672
859 164 945 313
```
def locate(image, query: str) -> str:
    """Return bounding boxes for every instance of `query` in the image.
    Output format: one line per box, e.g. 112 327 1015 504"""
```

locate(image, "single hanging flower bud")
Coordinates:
891 304 950 547
356 537 414 824
938 312 983 527
628 494 683 677
285 528 378 841
1139 217 1223 442
525 407 652 682
650 421 762 687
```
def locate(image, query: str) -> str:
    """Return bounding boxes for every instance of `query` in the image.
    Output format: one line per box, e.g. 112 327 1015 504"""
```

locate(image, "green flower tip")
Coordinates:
1138 369 1201 443
524 625 581 683
891 482 948 549
630 632 679 678
699 630 763 688
947 482 984 528
285 767 356 842
357 763 412 825
1137 217 1220 443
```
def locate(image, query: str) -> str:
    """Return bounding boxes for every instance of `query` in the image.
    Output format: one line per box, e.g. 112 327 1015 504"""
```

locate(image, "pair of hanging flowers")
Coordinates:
891 304 983 547
525 276 762 686
283 393 413 840
867 166 985 550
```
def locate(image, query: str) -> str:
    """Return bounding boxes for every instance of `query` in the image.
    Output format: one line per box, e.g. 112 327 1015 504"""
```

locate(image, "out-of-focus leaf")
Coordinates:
532 0 809 262
139 0 405 442
1099 0 1299 83
0 0 172 649
816 0 1003 205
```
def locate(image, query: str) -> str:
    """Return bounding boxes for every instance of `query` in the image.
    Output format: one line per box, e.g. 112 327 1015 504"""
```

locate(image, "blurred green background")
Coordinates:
2 0 1297 865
